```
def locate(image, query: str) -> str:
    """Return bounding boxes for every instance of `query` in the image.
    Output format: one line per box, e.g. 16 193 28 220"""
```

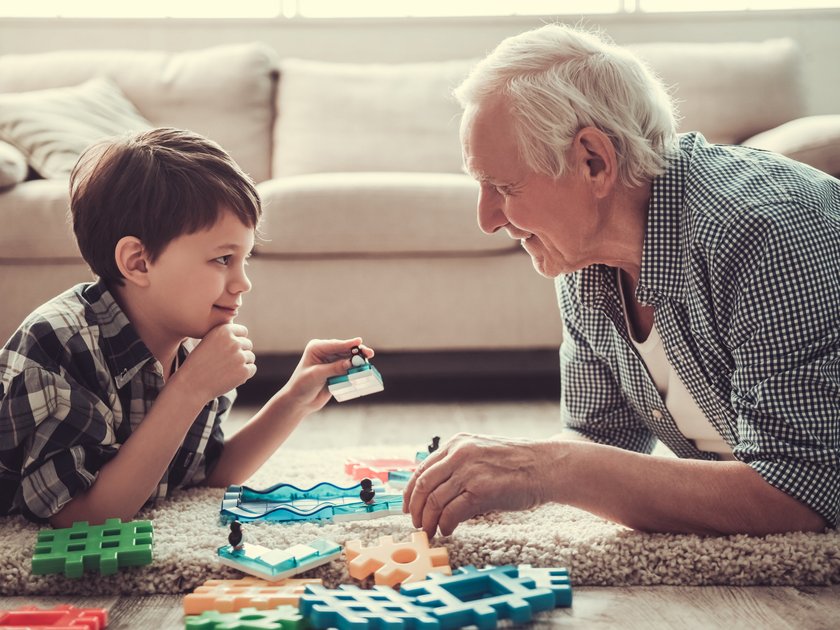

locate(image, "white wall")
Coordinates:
0 9 838 114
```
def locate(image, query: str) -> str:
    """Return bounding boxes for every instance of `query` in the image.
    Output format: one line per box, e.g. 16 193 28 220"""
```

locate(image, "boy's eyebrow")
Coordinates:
213 244 246 251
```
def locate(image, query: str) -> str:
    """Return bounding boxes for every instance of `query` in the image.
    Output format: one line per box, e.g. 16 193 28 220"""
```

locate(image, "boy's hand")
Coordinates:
282 338 374 415
177 323 257 403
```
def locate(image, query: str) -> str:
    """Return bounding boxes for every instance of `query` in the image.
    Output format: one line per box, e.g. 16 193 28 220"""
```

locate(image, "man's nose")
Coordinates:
477 187 506 235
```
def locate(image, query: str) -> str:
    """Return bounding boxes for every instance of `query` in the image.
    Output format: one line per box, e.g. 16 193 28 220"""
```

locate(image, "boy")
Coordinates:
0 127 371 527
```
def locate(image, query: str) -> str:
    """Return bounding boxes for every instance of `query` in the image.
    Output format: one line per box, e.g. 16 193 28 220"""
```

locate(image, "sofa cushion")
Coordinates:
0 141 27 189
0 43 278 183
0 77 153 179
742 115 840 177
273 58 475 178
256 172 513 256
0 180 78 259
628 39 805 144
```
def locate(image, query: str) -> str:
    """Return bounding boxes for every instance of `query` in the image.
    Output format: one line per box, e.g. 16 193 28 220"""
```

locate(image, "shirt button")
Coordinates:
651 409 663 420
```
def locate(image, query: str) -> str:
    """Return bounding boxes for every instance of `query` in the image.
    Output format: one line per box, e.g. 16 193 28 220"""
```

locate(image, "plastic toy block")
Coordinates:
344 457 417 483
299 584 438 630
387 469 413 489
399 564 567 629
184 606 306 630
184 577 323 614
517 565 573 608
31 518 153 578
345 531 451 588
218 538 341 582
327 364 384 402
414 451 429 463
0 605 107 629
220 480 403 524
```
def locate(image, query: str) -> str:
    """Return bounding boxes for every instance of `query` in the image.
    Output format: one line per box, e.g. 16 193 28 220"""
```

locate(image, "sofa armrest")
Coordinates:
742 115 840 177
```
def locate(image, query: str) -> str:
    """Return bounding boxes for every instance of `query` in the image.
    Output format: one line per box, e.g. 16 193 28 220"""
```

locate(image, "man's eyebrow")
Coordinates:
462 164 489 181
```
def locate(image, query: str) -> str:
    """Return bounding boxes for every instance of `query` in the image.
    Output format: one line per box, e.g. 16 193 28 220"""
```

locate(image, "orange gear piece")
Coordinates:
344 531 451 588
183 576 322 614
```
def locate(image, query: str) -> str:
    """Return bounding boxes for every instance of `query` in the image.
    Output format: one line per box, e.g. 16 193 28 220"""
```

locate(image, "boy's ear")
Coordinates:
114 236 151 288
573 126 617 198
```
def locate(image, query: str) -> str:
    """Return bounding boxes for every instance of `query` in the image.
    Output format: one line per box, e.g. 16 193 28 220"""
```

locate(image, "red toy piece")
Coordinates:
0 605 107 629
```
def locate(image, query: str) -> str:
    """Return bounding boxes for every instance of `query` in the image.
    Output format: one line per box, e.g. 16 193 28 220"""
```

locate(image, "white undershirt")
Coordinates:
617 271 735 460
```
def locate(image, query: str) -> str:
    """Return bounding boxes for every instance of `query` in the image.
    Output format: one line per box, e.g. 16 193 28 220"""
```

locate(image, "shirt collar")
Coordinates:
81 279 154 388
577 133 696 310
636 133 694 305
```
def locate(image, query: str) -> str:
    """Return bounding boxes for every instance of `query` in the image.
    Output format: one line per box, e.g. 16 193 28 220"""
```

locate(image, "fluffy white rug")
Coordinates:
2 445 838 595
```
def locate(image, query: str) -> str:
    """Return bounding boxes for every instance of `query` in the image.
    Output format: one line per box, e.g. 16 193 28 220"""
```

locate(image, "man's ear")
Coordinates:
573 126 617 198
114 236 151 288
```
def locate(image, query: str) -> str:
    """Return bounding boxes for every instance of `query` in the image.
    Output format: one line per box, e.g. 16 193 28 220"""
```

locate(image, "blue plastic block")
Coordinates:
220 480 403 524
217 538 341 581
399 565 563 629
300 584 439 630
31 518 153 578
185 606 307 629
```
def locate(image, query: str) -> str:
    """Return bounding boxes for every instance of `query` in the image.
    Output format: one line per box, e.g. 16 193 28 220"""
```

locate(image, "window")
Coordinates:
2 0 838 18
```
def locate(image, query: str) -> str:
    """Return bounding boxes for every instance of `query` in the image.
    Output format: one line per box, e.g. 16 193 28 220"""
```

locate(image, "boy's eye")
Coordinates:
214 255 232 265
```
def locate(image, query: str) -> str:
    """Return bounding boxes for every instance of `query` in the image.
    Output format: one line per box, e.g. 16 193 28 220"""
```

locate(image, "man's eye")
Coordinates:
214 255 232 265
495 186 509 196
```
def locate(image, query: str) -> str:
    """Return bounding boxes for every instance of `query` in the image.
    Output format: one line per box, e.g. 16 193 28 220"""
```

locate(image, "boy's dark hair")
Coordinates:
70 127 261 285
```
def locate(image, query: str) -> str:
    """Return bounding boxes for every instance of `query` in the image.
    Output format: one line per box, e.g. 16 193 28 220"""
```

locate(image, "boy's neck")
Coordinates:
108 281 183 381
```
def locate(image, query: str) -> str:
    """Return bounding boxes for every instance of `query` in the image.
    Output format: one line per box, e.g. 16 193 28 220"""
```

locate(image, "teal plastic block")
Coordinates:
31 518 153 578
387 469 414 489
518 564 573 607
220 481 403 524
327 364 384 402
217 538 341 581
185 606 307 629
299 584 438 630
400 565 570 629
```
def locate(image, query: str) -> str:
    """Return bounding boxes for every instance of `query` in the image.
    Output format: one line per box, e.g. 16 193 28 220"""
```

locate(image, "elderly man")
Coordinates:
404 23 839 537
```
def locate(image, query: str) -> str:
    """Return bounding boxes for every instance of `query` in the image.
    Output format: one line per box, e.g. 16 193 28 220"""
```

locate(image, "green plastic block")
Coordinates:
31 518 153 578
185 606 308 629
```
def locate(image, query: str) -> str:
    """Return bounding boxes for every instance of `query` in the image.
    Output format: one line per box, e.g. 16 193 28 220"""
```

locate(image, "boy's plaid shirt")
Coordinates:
0 280 231 522
558 132 840 527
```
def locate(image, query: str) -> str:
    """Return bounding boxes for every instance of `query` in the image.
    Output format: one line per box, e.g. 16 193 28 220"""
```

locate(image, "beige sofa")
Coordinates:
0 39 837 383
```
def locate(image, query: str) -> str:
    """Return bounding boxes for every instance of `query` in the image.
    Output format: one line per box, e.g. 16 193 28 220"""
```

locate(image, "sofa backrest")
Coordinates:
270 38 806 179
629 38 805 144
0 43 278 183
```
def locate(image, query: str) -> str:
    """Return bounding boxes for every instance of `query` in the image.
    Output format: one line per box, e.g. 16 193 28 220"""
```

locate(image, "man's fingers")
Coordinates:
421 477 462 538
437 493 475 537
407 459 453 529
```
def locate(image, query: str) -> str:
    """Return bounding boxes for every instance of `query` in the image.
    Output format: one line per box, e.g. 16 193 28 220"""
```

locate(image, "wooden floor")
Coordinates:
4 399 839 628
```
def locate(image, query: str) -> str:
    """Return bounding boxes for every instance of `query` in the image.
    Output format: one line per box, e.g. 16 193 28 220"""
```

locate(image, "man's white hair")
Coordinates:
455 23 678 187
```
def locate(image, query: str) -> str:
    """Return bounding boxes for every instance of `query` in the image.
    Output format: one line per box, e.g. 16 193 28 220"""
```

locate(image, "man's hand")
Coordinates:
175 323 256 402
403 432 557 538
281 338 374 415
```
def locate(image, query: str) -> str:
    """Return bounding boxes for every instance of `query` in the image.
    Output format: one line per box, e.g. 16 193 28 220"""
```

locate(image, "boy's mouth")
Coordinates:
213 304 240 316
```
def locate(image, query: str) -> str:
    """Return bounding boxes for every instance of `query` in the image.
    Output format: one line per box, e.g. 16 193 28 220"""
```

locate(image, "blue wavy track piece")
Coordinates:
220 480 404 524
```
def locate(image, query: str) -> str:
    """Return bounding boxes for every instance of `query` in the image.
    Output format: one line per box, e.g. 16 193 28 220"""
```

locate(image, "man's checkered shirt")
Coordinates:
0 280 231 522
558 132 840 527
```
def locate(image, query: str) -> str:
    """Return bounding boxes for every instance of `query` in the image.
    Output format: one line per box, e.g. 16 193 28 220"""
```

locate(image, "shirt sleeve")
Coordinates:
1 366 117 522
557 276 657 454
173 389 234 488
713 197 840 528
